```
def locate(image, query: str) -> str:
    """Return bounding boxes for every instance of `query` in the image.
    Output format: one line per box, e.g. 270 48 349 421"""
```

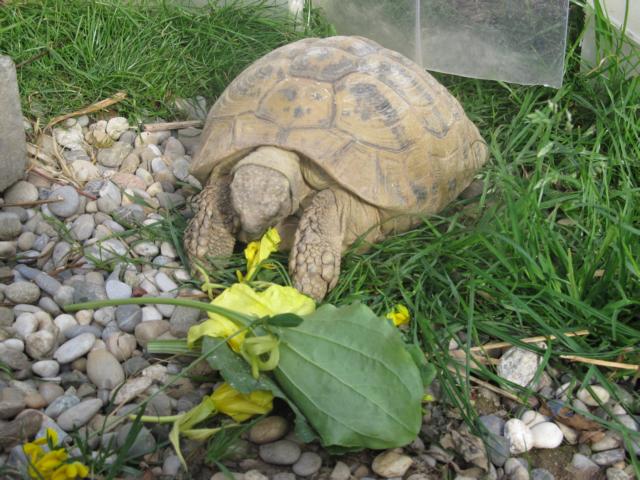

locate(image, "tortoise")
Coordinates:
185 35 488 301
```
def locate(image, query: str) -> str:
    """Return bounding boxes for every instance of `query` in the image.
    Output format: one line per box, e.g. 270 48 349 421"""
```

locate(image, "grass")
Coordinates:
1 0 639 476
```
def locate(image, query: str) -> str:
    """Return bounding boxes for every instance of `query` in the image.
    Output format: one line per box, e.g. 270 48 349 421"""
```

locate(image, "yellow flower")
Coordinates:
23 428 89 480
188 283 315 352
238 227 281 282
51 462 89 480
211 382 273 422
386 304 411 326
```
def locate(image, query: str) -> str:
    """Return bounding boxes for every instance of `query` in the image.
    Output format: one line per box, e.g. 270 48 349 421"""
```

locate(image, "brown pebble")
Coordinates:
0 409 43 449
71 358 87 372
249 416 289 444
353 465 369 478
24 392 47 409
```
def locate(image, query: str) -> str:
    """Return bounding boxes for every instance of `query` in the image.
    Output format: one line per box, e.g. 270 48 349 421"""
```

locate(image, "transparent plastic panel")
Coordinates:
313 0 570 87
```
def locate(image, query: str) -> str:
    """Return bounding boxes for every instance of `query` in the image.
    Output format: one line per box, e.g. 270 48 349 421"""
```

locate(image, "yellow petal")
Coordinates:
386 304 411 326
188 283 315 351
243 227 281 281
45 427 59 446
211 383 273 422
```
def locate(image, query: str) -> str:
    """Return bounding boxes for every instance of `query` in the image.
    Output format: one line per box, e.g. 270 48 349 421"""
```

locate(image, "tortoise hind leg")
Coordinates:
184 175 237 273
289 189 343 302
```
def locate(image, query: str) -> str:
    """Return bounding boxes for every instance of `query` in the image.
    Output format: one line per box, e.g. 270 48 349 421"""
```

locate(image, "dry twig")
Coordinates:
144 120 203 132
46 91 127 129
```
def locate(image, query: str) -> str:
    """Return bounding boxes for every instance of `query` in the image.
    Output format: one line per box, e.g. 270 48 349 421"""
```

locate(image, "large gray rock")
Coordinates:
0 56 27 192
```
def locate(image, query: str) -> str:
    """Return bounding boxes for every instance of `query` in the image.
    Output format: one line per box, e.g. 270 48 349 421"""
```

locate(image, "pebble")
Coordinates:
48 186 80 217
54 313 78 334
0 345 31 370
577 385 610 406
569 453 600 478
133 241 159 257
116 424 156 457
292 451 322 476
113 376 152 405
155 271 178 292
606 468 631 480
53 285 75 306
371 450 413 478
38 383 64 405
0 388 26 419
106 117 129 140
141 306 162 321
25 330 57 359
116 304 142 332
592 433 621 452
98 142 133 168
57 398 102 431
504 458 530 480
0 241 17 259
70 160 101 182
591 449 625 466
4 181 38 204
105 332 137 361
53 333 96 363
258 440 301 465
106 279 132 300
504 419 534 454
71 214 95 240
530 422 563 449
86 349 125 389
169 305 201 337
497 347 541 388
0 307 14 326
484 432 509 467
163 455 182 476
330 461 351 480
134 320 170 347
32 360 60 378
5 281 41 304
521 410 548 428
0 212 21 241
34 272 62 297
479 414 505 436
13 312 38 339
17 231 36 251
249 416 289 444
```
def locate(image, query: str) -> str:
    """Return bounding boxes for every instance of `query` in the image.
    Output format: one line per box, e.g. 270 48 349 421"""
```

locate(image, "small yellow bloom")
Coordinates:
239 227 281 282
23 428 89 480
386 304 411 326
188 283 315 351
211 382 274 423
51 462 90 480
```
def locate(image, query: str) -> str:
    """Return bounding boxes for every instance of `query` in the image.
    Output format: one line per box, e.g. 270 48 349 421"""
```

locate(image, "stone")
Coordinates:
483 432 510 467
504 419 534 454
70 214 95 241
163 455 181 476
244 470 268 480
371 450 413 478
70 160 101 182
32 360 60 378
38 383 64 405
249 416 289 444
3 338 23 351
34 273 61 297
155 271 177 292
52 241 72 267
24 391 47 409
13 313 38 339
606 468 630 480
86 349 124 389
5 282 41 304
98 141 133 168
177 127 202 154
53 285 75 307
0 307 13 327
4 181 38 205
56 398 102 431
116 423 156 458
330 461 351 480
53 124 84 151
106 117 129 140
17 231 36 251
134 320 170 347
592 433 621 452
0 56 27 192
0 241 17 259
0 213 21 241
48 186 80 217
0 387 26 419
25 330 57 360
497 347 541 388
258 440 301 465
105 280 132 300
521 410 548 428
170 306 201 337
530 422 563 449
591 449 625 466
577 386 611 406
133 241 159 257
479 414 505 436
105 332 136 362
0 409 42 450
53 333 96 363
568 454 601 479
293 451 322 476
141 306 162 322
112 376 152 405
116 304 142 332
504 458 530 480
123 357 150 376
0 344 31 370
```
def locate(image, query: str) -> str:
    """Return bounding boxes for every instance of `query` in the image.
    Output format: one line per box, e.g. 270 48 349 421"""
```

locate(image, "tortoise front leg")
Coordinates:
184 175 237 273
289 189 343 302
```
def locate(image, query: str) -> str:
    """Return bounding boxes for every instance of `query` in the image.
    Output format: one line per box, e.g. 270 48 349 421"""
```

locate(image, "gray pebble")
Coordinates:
17 232 36 251
86 349 124 389
64 325 103 339
5 281 40 304
52 241 72 267
48 186 80 217
105 279 132 300
0 307 15 326
32 360 60 378
4 181 38 204
53 333 96 363
591 449 625 466
70 214 95 240
0 388 26 419
258 440 301 465
57 398 102 431
292 451 322 476
34 272 62 296
97 142 132 168
0 212 22 240
116 304 142 332
0 241 16 259
479 414 506 436
163 455 181 476
0 344 31 370
169 306 201 338
53 285 75 306
38 297 61 315
531 468 554 480
44 394 81 419
72 281 107 303
606 468 631 480
123 357 150 376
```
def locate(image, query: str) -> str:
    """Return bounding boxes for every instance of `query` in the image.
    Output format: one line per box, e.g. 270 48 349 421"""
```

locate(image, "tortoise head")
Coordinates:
230 146 304 242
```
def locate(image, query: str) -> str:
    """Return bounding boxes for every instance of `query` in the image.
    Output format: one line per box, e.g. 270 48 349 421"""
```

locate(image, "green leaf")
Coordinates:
274 302 423 449
405 343 437 388
202 336 316 443
265 313 304 328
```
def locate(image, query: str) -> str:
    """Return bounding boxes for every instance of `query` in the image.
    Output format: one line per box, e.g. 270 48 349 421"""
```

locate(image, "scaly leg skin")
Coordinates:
184 175 237 274
289 189 343 302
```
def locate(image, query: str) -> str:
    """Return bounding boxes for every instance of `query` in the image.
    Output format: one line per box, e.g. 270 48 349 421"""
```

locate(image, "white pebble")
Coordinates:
32 360 60 378
3 339 25 352
105 280 132 300
142 306 162 322
133 241 159 257
154 272 177 292
530 422 564 449
521 410 548 428
504 418 534 454
577 385 610 406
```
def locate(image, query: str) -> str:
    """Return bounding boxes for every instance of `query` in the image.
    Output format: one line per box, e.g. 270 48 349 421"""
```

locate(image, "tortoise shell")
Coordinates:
190 36 487 213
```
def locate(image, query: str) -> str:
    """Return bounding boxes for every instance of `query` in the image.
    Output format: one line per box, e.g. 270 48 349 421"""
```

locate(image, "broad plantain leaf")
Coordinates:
265 313 304 328
203 336 316 442
274 302 423 449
